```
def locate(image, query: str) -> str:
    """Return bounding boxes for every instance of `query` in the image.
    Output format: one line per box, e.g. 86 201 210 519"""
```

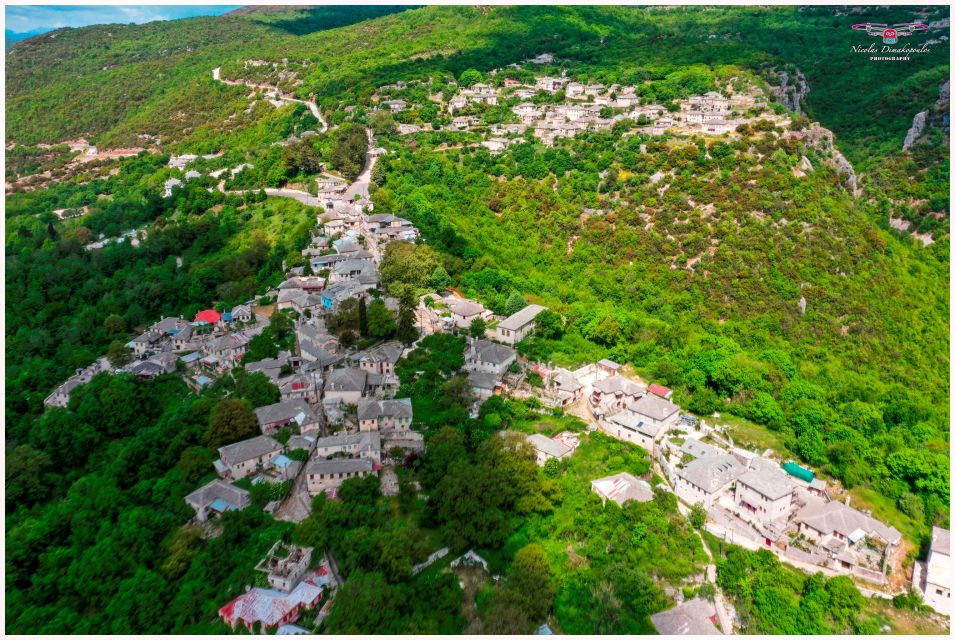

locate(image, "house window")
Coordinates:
937 589 944 596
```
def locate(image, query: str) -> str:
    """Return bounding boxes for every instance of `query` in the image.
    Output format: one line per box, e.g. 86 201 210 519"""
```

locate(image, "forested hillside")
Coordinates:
4 4 950 636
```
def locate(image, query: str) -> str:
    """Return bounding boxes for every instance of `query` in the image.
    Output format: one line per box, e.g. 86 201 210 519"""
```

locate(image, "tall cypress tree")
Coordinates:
358 296 369 337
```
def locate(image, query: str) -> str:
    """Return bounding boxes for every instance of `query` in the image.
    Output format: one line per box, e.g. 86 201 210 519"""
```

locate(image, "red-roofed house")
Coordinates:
195 309 222 324
218 567 331 630
648 383 673 400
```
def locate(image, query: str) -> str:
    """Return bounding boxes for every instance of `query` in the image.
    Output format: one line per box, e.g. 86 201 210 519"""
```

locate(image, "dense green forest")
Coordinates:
4 4 950 636
370 118 950 530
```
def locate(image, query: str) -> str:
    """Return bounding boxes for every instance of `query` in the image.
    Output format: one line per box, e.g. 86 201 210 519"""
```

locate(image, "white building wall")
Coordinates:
734 483 795 524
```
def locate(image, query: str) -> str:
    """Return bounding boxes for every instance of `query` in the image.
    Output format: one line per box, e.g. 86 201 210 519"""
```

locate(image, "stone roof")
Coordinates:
591 472 654 506
448 298 486 317
360 341 404 366
152 316 182 333
629 393 680 422
551 369 582 393
211 333 250 351
185 478 251 510
679 439 721 460
738 458 796 500
287 434 316 452
736 460 796 500
607 409 660 437
931 526 950 556
218 435 282 467
254 399 317 427
306 457 374 475
468 371 499 390
680 454 745 494
796 499 902 545
315 431 380 455
526 433 572 459
592 376 645 397
497 304 547 331
650 597 721 635
470 338 516 365
325 367 367 392
245 351 292 375
357 397 413 421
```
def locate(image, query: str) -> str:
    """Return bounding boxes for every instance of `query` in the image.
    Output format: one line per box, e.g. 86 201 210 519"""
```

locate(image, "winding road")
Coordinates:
212 66 327 133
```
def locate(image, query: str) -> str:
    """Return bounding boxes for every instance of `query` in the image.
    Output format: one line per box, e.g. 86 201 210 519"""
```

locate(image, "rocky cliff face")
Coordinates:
902 110 928 151
770 68 810 115
902 80 950 152
787 124 859 196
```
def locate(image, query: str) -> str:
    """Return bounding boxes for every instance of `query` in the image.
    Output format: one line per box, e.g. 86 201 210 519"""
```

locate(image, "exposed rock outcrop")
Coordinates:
770 68 810 115
784 124 859 196
902 110 928 151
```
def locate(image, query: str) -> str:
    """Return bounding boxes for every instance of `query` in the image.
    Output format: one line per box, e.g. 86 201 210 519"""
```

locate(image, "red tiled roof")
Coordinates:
195 309 221 324
648 383 672 398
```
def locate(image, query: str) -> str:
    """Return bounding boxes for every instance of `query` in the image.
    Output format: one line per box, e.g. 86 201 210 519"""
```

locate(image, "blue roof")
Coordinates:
180 352 202 363
272 454 293 469
222 312 233 322
209 498 234 512
536 624 553 635
196 375 212 386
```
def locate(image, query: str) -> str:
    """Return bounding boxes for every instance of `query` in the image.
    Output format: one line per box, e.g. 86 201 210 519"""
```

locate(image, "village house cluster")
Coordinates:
656 422 911 586
372 60 784 148
218 542 336 632
33 54 945 632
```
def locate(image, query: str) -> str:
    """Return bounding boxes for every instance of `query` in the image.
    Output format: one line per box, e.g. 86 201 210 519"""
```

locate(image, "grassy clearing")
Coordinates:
864 598 950 635
717 412 793 458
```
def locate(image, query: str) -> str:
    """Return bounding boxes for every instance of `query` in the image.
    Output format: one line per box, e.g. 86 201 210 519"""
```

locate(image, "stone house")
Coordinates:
185 479 252 523
215 435 283 480
357 398 413 432
306 458 376 495
495 304 547 345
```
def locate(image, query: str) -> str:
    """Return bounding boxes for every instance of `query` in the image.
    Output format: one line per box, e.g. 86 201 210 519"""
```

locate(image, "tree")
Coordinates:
205 399 257 448
107 341 133 367
534 309 563 339
430 265 451 290
369 110 398 136
75 226 93 245
325 571 405 634
5 445 53 509
396 286 418 345
458 68 483 87
504 292 527 316
233 370 280 408
331 122 369 180
104 314 126 335
507 544 554 623
380 241 442 293
367 299 397 338
378 526 416 582
433 461 511 550
439 374 474 410
176 445 214 484
690 502 707 529
419 427 467 490
468 316 487 338
281 138 323 175
358 297 369 337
